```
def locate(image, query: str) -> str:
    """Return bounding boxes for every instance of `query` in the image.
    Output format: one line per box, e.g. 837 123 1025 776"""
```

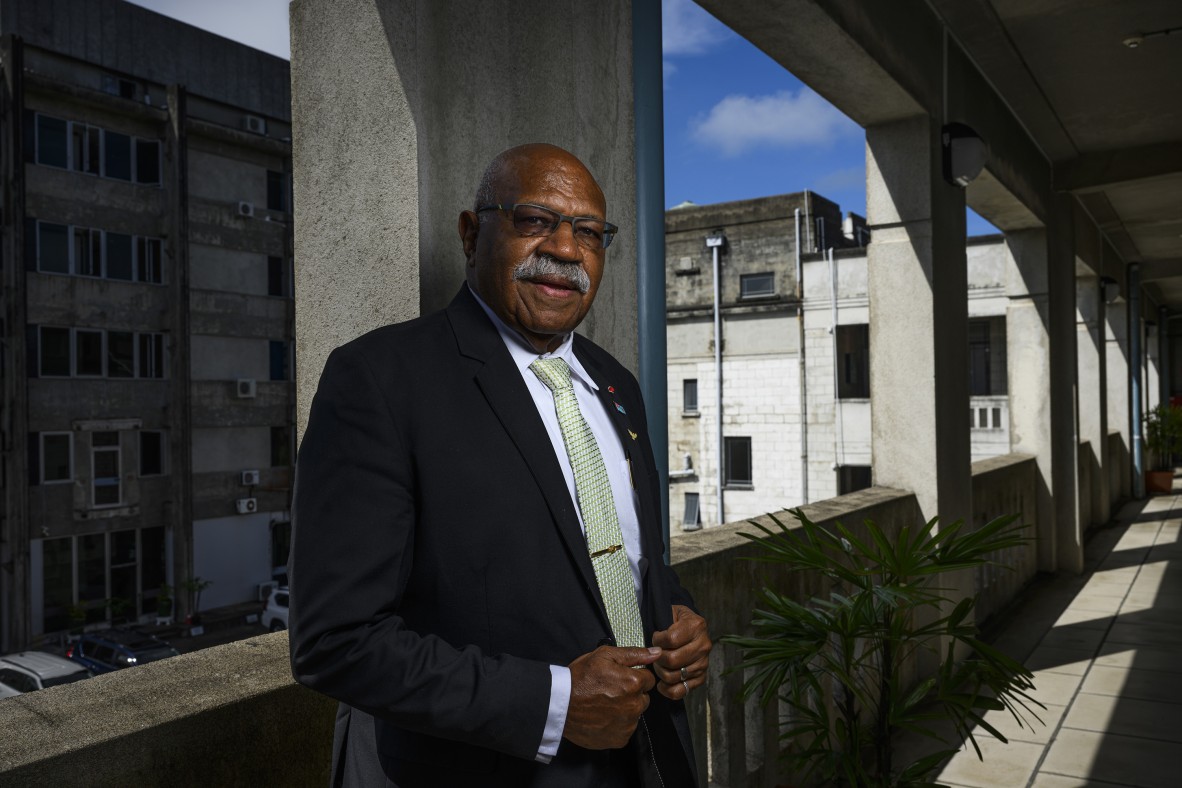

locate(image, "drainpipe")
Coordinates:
632 0 669 555
707 233 726 525
1130 264 1144 498
795 208 808 504
828 247 844 471
1160 306 1170 410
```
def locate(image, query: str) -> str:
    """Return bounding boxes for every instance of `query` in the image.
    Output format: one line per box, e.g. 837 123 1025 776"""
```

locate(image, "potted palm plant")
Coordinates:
1143 404 1182 494
724 509 1043 787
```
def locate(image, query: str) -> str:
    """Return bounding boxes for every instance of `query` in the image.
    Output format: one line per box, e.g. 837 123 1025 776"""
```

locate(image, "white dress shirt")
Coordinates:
469 287 644 763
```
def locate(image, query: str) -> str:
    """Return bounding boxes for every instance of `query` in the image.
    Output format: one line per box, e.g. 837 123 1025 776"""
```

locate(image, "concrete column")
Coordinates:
291 0 639 437
866 116 971 528
1005 230 1056 570
1106 300 1131 500
1076 276 1109 527
1048 196 1083 572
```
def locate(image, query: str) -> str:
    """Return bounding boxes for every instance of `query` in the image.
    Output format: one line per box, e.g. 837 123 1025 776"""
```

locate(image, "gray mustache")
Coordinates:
512 253 591 294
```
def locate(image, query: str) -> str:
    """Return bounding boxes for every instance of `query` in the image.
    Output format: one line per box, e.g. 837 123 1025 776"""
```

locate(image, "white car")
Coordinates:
0 651 91 692
0 681 20 699
262 587 289 632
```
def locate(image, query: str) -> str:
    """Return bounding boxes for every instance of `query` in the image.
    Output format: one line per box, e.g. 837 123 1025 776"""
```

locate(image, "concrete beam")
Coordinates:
1055 141 1182 194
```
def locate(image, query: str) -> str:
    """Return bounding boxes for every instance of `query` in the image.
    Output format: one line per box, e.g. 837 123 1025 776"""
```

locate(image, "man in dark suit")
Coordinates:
289 143 711 787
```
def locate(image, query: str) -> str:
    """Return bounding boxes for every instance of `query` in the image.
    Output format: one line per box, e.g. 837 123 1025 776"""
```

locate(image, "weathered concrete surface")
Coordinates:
0 632 335 786
1076 277 1110 529
291 0 639 438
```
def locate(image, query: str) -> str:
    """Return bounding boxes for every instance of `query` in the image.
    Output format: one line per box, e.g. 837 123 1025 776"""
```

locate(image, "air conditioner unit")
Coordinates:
257 581 277 602
242 114 267 135
236 497 258 515
237 201 255 218
241 469 260 486
236 378 257 398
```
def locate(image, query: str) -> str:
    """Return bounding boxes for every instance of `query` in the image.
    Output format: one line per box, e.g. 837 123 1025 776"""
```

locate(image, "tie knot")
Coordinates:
530 357 573 393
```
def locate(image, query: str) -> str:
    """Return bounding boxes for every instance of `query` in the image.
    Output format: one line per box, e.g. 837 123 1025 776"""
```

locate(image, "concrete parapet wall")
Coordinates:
0 632 334 787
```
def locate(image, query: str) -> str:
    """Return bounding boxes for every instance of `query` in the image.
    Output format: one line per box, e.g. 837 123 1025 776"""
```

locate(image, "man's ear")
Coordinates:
458 211 479 265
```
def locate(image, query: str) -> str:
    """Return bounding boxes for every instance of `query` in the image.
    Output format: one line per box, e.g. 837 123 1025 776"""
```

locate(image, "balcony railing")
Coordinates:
0 454 1041 786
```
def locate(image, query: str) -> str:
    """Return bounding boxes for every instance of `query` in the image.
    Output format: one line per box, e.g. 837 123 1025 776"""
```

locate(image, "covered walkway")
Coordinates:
929 492 1182 788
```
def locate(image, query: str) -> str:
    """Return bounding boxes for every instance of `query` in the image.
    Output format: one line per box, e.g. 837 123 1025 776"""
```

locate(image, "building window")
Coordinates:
836 324 870 399
41 537 74 633
74 329 104 377
267 256 289 297
39 433 73 484
683 378 698 414
135 139 161 185
34 114 161 186
91 431 121 507
837 465 872 495
35 114 69 169
267 170 288 212
969 318 1007 396
36 221 165 283
270 340 290 381
71 123 102 175
724 437 753 487
107 331 135 378
36 326 165 379
39 326 72 376
683 492 701 527
739 272 775 298
271 426 293 468
106 233 133 280
138 333 165 378
37 222 70 274
140 431 166 476
101 75 138 100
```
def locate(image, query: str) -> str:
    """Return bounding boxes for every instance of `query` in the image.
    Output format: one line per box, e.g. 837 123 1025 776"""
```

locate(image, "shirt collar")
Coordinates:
467 284 599 391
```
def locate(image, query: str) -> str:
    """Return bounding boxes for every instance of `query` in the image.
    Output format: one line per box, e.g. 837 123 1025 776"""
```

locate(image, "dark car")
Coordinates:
65 629 179 674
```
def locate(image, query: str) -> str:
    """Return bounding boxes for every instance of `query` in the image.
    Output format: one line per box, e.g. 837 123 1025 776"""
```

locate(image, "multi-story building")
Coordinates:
0 0 294 651
666 192 1010 531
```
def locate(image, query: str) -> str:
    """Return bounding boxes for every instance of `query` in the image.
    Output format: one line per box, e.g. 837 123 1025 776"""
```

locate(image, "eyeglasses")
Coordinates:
476 203 618 250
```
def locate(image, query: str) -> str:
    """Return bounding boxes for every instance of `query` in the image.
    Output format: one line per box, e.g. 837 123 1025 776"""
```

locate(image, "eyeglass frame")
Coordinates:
475 203 619 250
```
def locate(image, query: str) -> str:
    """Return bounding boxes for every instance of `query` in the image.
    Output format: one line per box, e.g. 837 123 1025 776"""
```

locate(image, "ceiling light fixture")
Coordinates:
1123 26 1182 48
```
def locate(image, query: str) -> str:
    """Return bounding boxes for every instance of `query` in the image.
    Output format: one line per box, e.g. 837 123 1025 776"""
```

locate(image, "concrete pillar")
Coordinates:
290 0 639 436
1076 276 1109 526
866 116 971 528
1048 196 1083 572
1005 230 1056 570
1106 300 1131 500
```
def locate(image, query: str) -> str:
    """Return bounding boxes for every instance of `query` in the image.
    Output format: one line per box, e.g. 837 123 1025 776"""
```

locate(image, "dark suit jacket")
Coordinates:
289 286 698 787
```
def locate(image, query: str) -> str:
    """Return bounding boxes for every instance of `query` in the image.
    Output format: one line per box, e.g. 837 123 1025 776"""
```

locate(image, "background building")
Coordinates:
666 193 1015 530
0 0 293 651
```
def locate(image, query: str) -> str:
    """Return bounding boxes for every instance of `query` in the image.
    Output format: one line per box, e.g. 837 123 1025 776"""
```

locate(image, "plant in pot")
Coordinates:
1143 404 1182 494
182 576 212 626
723 509 1043 787
156 583 174 622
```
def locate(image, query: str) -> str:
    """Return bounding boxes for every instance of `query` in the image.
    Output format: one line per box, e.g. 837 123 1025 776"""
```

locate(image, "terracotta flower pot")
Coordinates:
1146 469 1174 494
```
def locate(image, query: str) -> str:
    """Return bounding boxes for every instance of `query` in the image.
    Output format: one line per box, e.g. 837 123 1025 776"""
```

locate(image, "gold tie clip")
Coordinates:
590 544 623 558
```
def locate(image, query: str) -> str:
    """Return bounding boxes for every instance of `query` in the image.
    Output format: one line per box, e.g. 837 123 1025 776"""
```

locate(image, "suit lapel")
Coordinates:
446 288 611 634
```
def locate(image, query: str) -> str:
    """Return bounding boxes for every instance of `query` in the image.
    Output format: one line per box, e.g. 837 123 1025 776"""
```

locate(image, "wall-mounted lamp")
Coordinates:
705 233 726 250
1100 275 1120 305
941 122 988 188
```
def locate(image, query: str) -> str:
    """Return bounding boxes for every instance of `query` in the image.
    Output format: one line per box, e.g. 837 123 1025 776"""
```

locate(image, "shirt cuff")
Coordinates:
535 664 571 763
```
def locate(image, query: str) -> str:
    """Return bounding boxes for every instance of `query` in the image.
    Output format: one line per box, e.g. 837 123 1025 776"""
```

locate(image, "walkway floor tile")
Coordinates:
1040 728 1178 788
1062 693 1182 743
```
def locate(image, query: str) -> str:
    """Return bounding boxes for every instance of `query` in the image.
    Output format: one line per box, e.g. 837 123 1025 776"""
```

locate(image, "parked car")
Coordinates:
0 681 20 699
262 587 289 632
0 651 92 692
65 629 179 674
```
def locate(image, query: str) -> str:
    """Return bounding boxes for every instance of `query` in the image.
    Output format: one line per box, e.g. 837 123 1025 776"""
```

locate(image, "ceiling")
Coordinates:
931 0 1182 309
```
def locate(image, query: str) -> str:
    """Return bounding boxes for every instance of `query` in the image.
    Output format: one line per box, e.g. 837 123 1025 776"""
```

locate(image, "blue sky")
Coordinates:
130 0 994 236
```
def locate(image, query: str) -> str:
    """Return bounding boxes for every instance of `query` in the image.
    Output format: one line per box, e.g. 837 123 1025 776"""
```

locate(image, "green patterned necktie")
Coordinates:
530 357 645 648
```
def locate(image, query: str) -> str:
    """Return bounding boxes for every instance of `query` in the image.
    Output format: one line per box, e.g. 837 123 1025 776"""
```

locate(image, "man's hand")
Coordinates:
651 605 711 701
563 645 661 750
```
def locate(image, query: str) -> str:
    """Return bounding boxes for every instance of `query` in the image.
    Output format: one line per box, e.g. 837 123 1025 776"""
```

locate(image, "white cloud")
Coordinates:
663 0 731 56
814 166 865 193
690 89 859 157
